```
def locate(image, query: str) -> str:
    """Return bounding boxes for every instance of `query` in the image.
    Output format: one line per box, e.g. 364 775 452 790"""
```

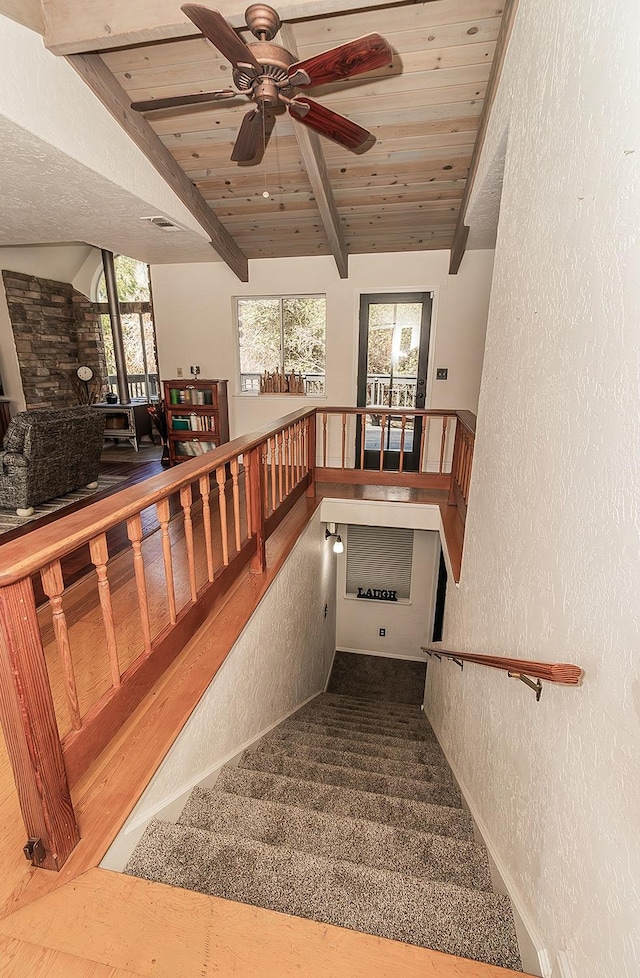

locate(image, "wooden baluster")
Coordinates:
448 420 461 505
360 413 366 469
306 413 317 497
379 414 387 471
296 421 302 485
439 416 449 475
292 424 297 488
231 457 242 553
399 415 407 473
292 424 299 487
179 484 198 603
243 455 253 538
341 412 347 468
40 560 82 731
419 417 429 473
322 412 328 467
262 444 270 517
284 428 291 496
464 432 474 500
275 432 284 502
248 446 266 573
198 475 215 584
0 578 80 869
269 435 277 514
215 465 230 566
127 514 152 655
88 534 122 684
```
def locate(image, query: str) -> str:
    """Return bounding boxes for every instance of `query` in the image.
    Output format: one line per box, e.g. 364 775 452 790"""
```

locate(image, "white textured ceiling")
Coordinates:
0 113 217 263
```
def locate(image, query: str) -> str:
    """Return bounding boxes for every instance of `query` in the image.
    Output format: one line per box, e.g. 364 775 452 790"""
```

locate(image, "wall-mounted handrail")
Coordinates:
423 646 583 700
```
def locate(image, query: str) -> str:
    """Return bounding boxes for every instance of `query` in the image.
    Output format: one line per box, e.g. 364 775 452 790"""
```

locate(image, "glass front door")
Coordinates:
356 293 432 471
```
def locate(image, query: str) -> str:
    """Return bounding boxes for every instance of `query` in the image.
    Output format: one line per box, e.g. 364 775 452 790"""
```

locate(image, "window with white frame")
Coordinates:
236 295 326 394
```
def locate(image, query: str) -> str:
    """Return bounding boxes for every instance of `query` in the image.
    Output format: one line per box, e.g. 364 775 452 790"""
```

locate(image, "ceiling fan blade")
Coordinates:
181 4 262 71
131 90 237 112
231 108 265 163
289 97 371 151
287 33 392 88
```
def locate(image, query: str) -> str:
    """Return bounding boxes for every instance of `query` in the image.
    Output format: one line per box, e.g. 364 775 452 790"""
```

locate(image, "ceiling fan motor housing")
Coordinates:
233 41 296 107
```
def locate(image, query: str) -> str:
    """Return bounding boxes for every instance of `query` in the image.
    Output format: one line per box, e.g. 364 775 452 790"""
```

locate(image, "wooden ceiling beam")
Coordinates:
279 24 348 280
42 0 441 55
69 53 248 282
449 0 520 274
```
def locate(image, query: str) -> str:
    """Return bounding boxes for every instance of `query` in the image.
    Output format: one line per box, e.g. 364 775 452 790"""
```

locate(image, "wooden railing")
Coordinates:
447 410 475 521
315 408 460 488
424 646 583 700
0 405 476 872
0 408 314 870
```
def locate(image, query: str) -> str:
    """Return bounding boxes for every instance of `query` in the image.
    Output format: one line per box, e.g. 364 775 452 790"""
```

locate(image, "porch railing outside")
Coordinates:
0 406 473 872
106 373 159 402
365 374 417 408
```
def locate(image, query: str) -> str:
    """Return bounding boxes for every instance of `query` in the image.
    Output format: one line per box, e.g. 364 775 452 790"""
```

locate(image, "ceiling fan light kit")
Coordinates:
131 3 393 164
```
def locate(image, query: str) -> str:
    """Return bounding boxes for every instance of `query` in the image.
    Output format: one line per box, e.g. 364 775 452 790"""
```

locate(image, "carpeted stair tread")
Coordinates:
316 692 426 718
296 703 435 734
283 715 439 745
125 820 520 970
179 787 492 891
267 726 448 766
215 767 475 840
239 749 463 808
248 740 454 786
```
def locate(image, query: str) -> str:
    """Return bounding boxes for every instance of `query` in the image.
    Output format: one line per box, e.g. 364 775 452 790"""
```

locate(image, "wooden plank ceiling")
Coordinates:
94 0 504 264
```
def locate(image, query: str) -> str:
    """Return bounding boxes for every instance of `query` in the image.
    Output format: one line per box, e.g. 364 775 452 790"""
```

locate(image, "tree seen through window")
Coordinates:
237 296 326 393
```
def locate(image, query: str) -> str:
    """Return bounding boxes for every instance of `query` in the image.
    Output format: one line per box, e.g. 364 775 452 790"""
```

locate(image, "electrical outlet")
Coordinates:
176 367 183 377
436 367 448 380
379 628 386 637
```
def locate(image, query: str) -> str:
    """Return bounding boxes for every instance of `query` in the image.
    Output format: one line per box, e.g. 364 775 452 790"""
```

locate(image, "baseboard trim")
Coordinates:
552 950 575 978
336 646 428 663
324 646 338 691
120 689 322 835
426 709 550 978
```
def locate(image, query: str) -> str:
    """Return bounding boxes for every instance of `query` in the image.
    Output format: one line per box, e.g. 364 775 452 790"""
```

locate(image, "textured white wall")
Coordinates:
426 2 640 977
150 249 494 438
128 509 336 821
336 528 439 660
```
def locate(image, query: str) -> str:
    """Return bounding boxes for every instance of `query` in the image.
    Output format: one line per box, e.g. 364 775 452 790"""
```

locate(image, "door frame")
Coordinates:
356 292 433 471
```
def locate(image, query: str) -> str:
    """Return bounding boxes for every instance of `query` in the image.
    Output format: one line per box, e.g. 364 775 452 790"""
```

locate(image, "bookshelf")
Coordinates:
163 379 229 466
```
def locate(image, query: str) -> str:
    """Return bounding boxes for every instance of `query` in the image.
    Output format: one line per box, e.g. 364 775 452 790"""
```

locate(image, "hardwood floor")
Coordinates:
0 475 487 977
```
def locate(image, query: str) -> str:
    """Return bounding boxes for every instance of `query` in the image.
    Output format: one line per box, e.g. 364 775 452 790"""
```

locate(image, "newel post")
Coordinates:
248 446 266 573
306 411 317 497
0 578 80 870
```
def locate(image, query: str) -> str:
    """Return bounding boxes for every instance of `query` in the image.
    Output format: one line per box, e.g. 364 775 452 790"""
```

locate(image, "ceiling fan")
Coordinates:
130 3 393 163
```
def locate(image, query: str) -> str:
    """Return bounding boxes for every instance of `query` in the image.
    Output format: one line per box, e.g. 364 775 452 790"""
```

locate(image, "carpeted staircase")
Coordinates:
125 691 522 971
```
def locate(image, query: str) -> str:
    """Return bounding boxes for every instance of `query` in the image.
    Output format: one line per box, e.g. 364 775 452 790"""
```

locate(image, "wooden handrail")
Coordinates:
455 410 476 435
0 407 316 587
424 647 583 685
323 406 458 417
0 403 478 872
0 406 317 870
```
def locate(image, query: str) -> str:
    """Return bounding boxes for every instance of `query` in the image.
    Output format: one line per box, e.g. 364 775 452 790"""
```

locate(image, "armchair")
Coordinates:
0 407 105 516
